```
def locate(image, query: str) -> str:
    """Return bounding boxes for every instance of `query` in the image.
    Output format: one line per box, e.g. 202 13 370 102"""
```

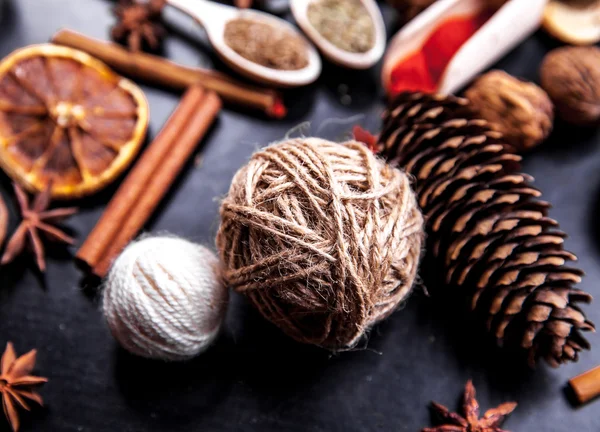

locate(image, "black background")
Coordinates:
0 0 599 431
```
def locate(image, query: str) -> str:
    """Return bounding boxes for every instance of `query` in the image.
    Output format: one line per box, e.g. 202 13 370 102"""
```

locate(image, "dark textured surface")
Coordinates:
0 1 599 431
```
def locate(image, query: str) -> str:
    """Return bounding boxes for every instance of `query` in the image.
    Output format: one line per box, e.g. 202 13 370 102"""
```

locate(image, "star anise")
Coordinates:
1 183 77 272
111 0 167 52
423 381 517 432
0 342 47 432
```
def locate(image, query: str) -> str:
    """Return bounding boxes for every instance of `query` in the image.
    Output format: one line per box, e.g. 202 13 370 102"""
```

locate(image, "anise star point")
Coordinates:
0 182 77 273
423 380 517 432
111 0 167 52
0 342 47 432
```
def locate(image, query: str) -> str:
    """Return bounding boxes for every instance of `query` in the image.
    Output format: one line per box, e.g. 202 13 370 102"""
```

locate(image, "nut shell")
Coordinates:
465 70 554 152
540 46 600 125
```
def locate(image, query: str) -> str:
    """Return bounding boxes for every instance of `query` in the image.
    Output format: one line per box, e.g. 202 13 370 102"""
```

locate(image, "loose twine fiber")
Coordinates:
103 235 228 361
216 138 424 349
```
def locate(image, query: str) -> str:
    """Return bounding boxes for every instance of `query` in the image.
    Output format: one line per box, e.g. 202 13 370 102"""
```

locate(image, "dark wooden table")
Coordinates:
0 0 599 431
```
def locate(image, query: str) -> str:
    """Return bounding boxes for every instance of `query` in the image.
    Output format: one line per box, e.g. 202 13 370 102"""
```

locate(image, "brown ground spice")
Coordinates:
224 18 309 70
308 0 375 53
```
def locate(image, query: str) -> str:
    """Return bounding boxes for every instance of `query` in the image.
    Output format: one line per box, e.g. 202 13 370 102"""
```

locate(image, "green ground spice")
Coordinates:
224 18 309 70
307 0 376 53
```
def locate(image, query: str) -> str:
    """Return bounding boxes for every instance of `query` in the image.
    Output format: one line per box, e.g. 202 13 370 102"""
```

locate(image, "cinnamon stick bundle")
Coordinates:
77 85 221 277
51 29 286 118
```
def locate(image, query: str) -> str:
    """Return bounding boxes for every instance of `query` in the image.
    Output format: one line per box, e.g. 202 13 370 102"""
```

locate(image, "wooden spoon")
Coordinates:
543 0 600 45
290 0 386 69
382 0 546 95
167 0 322 88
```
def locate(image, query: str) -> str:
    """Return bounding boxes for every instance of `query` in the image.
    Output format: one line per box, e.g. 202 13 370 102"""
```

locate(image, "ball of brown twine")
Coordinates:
216 138 424 349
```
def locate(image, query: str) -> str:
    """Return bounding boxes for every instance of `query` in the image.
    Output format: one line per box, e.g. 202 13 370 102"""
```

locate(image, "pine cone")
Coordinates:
378 92 595 367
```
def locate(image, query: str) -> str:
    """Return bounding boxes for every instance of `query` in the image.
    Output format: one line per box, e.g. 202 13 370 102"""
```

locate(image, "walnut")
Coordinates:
540 46 600 126
465 70 554 152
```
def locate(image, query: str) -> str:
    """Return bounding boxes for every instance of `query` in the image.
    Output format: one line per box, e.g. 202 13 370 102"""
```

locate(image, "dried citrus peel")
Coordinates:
0 44 149 198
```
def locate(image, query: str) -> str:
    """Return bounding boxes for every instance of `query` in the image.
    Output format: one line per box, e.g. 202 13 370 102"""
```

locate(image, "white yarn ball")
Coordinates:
102 235 228 361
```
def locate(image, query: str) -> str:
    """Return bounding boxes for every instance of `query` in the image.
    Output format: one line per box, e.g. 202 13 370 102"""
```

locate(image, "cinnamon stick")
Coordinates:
77 85 204 269
76 85 222 277
51 29 286 119
569 366 600 405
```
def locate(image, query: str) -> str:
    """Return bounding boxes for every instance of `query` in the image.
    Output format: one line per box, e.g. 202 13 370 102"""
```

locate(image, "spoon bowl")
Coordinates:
382 0 546 95
167 0 322 88
543 0 600 45
290 0 386 70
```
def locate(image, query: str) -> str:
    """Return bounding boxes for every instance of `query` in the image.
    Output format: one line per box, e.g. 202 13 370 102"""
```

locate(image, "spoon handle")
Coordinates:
167 0 236 29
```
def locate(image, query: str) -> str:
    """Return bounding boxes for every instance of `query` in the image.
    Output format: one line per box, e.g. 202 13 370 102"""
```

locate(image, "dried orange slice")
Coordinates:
0 44 149 198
